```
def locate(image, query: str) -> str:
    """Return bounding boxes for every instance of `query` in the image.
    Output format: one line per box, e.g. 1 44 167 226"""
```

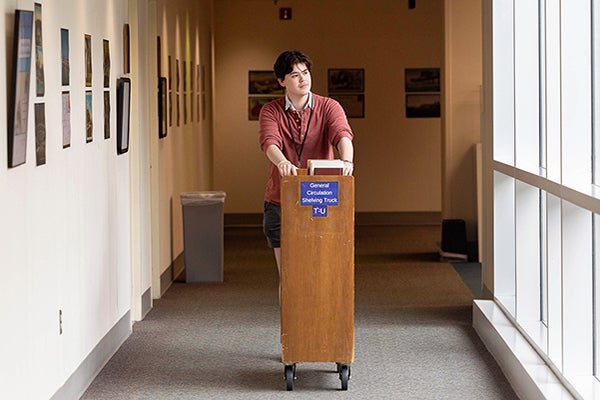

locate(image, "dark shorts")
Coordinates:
263 201 281 249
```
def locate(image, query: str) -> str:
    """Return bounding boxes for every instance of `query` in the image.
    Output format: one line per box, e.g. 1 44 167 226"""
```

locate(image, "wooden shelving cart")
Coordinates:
280 173 355 391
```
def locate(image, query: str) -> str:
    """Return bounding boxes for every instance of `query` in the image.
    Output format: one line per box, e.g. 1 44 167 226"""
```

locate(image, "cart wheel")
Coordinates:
339 365 350 391
285 365 294 391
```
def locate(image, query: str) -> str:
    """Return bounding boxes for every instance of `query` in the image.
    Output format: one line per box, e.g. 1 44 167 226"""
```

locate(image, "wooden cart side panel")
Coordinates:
280 175 355 363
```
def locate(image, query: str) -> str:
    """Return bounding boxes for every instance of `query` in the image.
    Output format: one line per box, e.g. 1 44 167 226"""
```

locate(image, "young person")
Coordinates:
258 50 354 275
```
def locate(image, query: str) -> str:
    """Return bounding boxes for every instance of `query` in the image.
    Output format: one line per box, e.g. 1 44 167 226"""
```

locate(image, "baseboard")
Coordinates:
50 311 131 400
472 300 577 400
141 287 152 319
355 211 441 225
172 252 185 282
160 252 185 296
224 211 441 227
225 213 262 227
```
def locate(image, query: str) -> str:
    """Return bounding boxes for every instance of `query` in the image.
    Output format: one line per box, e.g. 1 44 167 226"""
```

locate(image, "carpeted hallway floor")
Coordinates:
80 225 518 399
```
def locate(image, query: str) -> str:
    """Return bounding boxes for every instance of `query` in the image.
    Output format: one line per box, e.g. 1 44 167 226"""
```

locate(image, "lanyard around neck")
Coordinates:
285 107 314 167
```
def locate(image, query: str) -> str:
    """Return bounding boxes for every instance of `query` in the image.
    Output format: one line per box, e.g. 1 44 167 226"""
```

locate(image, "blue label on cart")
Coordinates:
300 181 339 206
312 205 328 217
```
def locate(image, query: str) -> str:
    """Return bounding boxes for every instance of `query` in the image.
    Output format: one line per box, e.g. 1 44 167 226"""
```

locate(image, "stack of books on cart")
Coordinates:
308 159 344 175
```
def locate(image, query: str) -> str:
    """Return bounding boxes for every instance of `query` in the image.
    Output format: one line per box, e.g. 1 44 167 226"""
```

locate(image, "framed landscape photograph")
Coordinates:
116 77 131 154
249 70 283 95
85 90 93 142
158 77 167 138
328 69 364 93
405 68 440 92
34 3 44 97
34 102 46 166
8 9 34 168
62 91 71 148
61 28 69 86
103 39 110 88
84 34 92 87
123 24 130 73
104 91 110 139
406 94 441 118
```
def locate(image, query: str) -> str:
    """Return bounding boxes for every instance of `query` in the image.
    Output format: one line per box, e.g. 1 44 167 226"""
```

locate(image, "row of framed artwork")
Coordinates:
246 67 441 119
7 8 131 168
247 68 367 120
157 52 207 138
405 68 441 118
328 68 365 118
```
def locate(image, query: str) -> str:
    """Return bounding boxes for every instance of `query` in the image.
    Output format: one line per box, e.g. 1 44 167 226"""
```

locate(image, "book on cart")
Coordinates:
308 159 344 175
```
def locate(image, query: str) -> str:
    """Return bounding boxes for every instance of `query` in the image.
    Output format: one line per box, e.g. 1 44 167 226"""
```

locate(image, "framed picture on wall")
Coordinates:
123 24 130 73
405 68 440 92
34 102 46 166
8 9 34 168
249 70 283 95
61 28 69 86
406 94 441 118
62 91 71 148
84 34 92 87
103 39 110 88
158 77 167 138
116 77 131 154
104 91 110 139
34 3 44 97
327 69 364 93
85 90 93 142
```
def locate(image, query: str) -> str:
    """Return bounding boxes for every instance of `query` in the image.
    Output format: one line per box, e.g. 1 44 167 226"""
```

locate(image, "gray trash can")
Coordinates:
181 191 226 283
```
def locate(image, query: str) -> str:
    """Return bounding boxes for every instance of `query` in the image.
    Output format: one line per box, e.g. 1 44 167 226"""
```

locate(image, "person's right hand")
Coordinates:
277 160 297 176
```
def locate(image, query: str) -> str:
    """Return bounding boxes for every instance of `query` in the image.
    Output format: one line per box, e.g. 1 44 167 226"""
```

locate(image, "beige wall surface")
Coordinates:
157 0 213 273
443 0 482 241
213 0 443 213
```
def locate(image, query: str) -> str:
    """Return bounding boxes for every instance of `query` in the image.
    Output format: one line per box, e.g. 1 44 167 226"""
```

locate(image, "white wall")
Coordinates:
0 0 130 398
213 0 443 214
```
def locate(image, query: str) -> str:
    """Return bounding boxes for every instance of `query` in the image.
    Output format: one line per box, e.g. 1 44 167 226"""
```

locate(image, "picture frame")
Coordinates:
34 102 46 165
330 94 365 118
168 91 173 127
84 34 92 87
85 90 93 142
62 91 71 148
116 77 131 154
103 39 110 88
248 70 283 95
123 24 130 73
158 77 167 138
176 59 180 91
34 3 44 97
8 9 34 168
327 69 364 93
104 91 110 139
248 96 279 120
61 28 69 86
406 94 441 118
405 68 440 92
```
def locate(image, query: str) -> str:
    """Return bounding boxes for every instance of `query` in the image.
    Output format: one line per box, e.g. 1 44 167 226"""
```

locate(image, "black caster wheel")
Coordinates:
284 364 295 391
339 364 350 391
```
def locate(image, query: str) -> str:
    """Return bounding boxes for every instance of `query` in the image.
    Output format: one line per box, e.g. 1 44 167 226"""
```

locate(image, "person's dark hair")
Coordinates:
273 50 312 80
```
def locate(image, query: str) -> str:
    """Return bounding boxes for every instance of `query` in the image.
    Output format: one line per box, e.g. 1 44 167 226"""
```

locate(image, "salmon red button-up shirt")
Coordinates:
259 93 353 205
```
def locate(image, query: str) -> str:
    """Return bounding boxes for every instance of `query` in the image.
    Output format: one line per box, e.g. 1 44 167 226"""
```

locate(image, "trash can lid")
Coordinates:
181 191 226 205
